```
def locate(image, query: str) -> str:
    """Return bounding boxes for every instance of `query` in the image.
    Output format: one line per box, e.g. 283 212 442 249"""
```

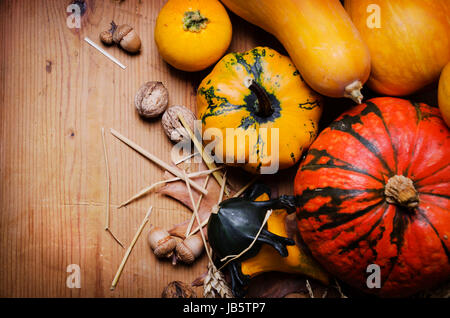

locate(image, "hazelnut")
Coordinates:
162 281 197 298
162 105 197 143
99 30 114 45
112 23 141 53
135 81 169 118
175 233 204 264
148 226 177 258
100 21 141 53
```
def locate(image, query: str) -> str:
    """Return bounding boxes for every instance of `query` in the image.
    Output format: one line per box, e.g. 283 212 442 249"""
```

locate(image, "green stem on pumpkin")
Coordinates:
245 78 274 118
183 10 209 32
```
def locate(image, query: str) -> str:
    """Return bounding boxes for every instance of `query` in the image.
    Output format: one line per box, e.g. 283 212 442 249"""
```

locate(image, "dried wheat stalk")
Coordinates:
183 171 233 298
203 260 233 298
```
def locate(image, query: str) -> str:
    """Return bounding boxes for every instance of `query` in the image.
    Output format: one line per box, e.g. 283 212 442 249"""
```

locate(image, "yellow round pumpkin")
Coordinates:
345 0 450 96
439 62 450 128
154 0 232 72
197 47 323 174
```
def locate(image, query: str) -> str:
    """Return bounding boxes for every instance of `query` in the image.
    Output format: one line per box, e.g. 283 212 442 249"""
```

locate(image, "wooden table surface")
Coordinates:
0 0 299 297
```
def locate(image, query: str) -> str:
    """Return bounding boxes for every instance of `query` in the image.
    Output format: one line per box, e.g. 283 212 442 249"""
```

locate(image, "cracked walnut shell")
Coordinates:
161 105 197 143
134 81 169 118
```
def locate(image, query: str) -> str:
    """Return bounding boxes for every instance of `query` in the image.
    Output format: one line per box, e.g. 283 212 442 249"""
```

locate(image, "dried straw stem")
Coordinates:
188 171 227 236
233 176 259 198
110 206 153 290
218 171 227 203
110 128 208 195
118 167 222 208
174 152 200 165
102 128 111 229
102 128 124 248
188 219 209 237
185 174 210 237
177 114 228 195
306 279 314 298
182 170 212 263
219 209 272 270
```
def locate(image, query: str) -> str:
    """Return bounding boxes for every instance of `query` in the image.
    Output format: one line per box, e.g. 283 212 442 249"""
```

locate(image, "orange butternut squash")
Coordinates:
221 0 371 103
345 0 450 96
439 62 450 128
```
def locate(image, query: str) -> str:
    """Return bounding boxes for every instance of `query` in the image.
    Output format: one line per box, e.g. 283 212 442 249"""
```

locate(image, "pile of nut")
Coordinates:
100 21 142 53
134 81 196 143
134 81 202 265
148 226 203 265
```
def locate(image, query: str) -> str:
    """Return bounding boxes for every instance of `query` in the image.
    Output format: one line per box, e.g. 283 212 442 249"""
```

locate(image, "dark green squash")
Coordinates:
207 184 296 296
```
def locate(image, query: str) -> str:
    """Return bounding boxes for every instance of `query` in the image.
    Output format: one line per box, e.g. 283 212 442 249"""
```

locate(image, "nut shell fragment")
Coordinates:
162 281 197 298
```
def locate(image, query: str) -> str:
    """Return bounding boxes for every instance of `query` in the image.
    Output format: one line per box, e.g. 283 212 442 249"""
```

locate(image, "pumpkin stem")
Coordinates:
244 78 274 117
344 80 364 104
385 175 419 210
182 10 209 32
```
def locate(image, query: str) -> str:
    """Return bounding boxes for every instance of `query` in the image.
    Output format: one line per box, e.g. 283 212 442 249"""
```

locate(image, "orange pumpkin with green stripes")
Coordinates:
295 97 450 297
197 47 322 174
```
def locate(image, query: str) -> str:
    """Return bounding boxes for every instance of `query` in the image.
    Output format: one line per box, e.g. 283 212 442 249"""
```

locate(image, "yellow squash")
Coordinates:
439 62 450 128
154 0 232 72
197 47 322 174
221 0 371 103
345 0 450 96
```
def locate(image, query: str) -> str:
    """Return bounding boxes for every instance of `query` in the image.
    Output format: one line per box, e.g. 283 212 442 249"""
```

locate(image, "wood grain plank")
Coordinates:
0 0 295 297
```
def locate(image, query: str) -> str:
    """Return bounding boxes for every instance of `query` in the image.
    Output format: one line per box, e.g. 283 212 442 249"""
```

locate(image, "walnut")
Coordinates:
161 105 197 143
162 281 197 298
134 81 169 118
